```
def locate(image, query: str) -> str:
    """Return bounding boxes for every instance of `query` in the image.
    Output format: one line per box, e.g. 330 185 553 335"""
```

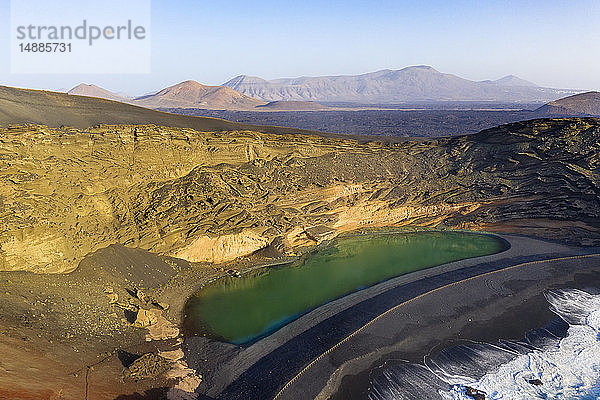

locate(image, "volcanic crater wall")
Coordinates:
1 118 599 273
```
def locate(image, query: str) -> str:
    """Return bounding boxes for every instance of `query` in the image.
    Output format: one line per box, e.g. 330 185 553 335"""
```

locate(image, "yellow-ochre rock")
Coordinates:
1 119 599 274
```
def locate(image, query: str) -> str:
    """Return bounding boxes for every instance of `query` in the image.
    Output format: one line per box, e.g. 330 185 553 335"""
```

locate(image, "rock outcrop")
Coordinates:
1 118 599 273
175 230 270 263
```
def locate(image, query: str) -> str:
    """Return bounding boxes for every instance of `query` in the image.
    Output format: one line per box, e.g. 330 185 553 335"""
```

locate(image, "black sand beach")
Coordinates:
187 234 600 400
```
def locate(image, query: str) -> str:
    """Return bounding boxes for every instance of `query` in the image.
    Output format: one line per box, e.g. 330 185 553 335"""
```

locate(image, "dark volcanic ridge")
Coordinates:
0 84 324 136
536 91 600 116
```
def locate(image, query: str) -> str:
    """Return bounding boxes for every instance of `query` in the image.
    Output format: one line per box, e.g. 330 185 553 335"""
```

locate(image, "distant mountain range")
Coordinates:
65 66 588 110
67 80 266 110
223 66 581 103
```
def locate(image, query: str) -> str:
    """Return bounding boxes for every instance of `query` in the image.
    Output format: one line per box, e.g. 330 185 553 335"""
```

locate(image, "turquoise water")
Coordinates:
186 231 507 344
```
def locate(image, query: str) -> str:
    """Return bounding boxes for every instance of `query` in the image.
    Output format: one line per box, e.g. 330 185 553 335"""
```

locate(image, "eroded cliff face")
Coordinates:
175 231 270 263
1 118 599 273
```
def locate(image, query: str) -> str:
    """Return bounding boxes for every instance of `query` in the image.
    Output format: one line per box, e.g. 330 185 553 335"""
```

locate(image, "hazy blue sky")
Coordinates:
1 0 599 95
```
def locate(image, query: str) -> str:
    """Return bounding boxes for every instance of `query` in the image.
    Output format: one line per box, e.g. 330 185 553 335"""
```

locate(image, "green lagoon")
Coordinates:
186 231 507 344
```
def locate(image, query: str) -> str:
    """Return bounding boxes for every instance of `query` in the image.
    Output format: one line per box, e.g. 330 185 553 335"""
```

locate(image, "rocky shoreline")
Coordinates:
0 228 501 399
0 229 323 399
1 228 598 399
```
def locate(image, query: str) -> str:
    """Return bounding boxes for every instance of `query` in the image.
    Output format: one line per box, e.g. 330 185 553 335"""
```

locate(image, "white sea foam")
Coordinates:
441 289 600 400
369 289 600 400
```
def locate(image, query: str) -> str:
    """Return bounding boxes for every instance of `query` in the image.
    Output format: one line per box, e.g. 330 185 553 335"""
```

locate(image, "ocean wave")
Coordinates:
368 288 600 400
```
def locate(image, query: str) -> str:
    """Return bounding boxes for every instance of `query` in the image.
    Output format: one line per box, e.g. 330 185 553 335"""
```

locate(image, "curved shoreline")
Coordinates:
188 233 598 399
1 231 595 399
309 253 600 400
185 230 506 345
